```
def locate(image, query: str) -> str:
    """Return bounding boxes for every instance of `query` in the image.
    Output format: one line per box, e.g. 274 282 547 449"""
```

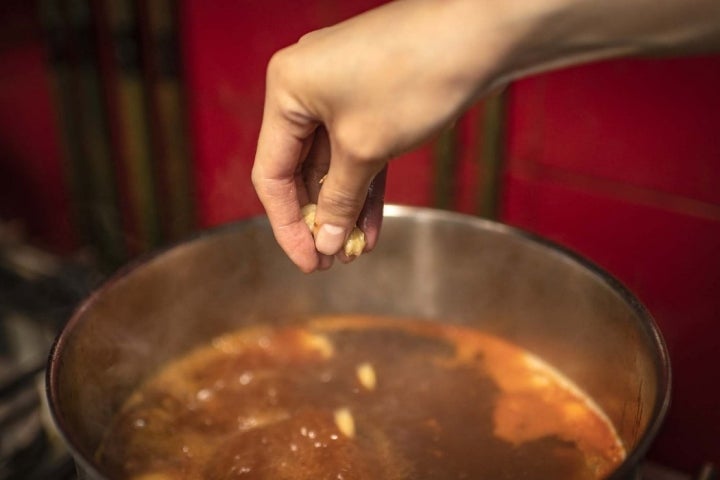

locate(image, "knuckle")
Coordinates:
266 49 290 80
322 189 364 219
266 47 300 90
250 166 262 189
265 49 312 123
298 26 329 44
298 31 317 43
334 123 390 164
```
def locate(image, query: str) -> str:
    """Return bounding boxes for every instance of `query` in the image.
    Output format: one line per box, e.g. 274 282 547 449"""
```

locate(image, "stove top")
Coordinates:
0 222 98 480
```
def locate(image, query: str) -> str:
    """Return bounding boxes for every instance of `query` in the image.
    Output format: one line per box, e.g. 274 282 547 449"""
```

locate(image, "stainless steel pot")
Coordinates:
46 205 670 479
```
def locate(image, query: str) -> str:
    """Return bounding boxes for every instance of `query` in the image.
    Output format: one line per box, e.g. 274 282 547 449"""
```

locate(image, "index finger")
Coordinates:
252 100 319 273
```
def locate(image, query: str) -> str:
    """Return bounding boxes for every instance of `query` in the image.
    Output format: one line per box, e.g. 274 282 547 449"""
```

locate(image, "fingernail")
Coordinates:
318 254 334 271
315 224 346 255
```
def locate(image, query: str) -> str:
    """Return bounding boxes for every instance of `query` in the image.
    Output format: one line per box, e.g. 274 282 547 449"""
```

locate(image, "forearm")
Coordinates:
467 0 720 87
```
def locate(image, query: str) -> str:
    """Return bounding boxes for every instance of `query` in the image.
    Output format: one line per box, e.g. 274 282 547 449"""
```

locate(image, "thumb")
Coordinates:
313 153 385 256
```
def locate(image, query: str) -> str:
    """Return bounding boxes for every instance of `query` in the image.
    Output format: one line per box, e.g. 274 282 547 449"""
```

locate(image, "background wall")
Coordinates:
0 0 718 471
501 58 720 471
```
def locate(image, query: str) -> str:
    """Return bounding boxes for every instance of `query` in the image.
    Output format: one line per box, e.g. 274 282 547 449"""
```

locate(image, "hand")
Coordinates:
252 0 517 272
252 0 720 272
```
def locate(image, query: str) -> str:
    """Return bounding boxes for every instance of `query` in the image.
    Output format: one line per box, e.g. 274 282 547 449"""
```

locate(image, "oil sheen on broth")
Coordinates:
97 315 625 479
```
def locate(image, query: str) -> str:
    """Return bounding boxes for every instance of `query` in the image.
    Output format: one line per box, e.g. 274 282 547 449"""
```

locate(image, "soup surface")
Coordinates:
97 315 625 479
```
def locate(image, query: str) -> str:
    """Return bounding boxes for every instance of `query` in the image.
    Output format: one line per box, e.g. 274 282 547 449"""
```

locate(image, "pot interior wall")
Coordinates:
49 206 667 476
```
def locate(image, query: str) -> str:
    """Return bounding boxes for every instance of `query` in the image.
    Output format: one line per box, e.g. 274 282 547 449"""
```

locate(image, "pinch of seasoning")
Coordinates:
356 362 377 391
333 407 355 438
301 203 318 232
342 229 366 257
301 203 366 257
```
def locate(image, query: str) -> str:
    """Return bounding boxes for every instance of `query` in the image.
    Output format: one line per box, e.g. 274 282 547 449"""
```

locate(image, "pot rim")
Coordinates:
45 204 671 479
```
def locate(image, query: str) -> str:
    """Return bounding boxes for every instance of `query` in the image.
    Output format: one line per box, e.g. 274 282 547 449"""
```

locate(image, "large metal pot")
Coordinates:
46 205 670 479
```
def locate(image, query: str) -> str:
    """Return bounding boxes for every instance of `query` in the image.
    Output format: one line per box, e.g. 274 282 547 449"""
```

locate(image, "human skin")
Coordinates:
252 0 720 273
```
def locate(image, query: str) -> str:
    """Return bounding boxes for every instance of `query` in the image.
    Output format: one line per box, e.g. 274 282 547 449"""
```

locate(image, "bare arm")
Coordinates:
252 0 720 272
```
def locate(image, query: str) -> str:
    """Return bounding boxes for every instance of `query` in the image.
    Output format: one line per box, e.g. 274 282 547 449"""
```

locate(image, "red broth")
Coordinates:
97 315 624 479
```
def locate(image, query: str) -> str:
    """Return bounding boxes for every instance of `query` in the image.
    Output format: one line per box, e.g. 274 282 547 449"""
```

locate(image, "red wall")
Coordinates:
502 57 720 470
